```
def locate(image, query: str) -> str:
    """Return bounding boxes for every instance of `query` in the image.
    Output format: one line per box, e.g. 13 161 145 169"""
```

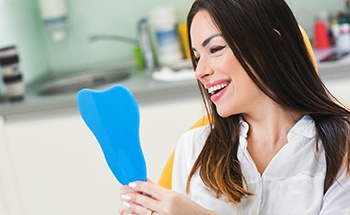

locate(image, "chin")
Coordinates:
217 109 232 118
216 105 240 118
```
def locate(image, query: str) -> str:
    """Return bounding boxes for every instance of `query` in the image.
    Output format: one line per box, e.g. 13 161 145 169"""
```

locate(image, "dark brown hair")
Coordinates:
186 0 350 204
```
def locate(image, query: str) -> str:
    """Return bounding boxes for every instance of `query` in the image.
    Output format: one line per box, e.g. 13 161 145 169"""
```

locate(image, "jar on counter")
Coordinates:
336 23 350 54
0 45 25 101
149 6 183 67
38 0 68 42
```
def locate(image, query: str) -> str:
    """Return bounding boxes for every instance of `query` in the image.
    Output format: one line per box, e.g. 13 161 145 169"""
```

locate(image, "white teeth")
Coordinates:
208 83 227 94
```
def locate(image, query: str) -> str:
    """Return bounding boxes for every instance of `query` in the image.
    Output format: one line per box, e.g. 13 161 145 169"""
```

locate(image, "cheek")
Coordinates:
218 54 244 76
235 76 258 97
230 71 260 106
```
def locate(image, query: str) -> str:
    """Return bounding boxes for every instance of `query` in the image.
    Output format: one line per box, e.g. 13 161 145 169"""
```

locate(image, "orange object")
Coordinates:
300 26 318 73
178 23 191 59
158 115 211 189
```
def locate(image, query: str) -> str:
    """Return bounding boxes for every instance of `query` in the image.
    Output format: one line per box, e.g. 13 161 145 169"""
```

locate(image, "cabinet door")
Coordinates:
4 113 119 215
0 116 23 215
3 98 203 215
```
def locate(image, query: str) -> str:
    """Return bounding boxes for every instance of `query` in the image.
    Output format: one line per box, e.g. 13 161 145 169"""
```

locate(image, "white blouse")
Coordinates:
172 115 350 215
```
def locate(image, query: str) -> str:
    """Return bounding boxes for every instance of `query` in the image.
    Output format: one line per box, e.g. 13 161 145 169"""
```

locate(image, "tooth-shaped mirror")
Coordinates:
76 85 146 185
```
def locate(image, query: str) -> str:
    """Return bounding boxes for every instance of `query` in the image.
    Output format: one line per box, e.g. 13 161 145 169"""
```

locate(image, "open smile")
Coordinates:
208 82 228 95
206 81 231 103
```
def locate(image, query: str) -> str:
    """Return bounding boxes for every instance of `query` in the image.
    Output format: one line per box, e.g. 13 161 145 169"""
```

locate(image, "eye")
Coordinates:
210 45 226 54
194 56 200 63
193 52 200 63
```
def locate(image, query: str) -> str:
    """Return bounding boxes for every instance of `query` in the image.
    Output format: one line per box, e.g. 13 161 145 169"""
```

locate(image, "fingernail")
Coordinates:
123 201 131 208
121 194 131 201
128 182 137 188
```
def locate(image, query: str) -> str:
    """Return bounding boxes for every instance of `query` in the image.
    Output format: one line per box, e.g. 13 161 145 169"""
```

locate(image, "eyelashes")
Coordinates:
194 56 200 63
193 45 226 63
210 45 226 54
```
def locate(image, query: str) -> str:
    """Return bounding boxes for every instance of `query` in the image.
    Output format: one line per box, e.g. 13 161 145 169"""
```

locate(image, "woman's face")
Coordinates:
190 10 265 117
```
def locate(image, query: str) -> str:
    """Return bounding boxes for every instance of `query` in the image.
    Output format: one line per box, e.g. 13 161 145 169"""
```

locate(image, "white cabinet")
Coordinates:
0 116 23 215
3 113 119 215
1 98 203 215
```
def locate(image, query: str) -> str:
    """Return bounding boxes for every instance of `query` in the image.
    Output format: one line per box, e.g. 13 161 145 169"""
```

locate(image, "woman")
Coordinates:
119 0 350 214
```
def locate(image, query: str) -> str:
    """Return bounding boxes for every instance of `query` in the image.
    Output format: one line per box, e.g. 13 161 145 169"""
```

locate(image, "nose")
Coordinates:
194 58 213 80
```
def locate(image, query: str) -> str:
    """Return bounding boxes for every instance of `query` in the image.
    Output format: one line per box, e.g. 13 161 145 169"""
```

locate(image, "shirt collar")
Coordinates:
239 117 249 139
238 114 315 141
287 115 316 141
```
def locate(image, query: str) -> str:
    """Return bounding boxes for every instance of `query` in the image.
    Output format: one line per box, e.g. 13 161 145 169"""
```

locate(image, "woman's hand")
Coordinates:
118 179 216 215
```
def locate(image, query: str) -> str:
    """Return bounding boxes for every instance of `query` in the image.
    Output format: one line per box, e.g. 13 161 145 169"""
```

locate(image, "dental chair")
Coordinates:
158 27 318 189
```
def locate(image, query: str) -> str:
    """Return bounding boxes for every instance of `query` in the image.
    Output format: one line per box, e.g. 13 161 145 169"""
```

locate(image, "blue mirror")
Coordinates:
76 85 146 185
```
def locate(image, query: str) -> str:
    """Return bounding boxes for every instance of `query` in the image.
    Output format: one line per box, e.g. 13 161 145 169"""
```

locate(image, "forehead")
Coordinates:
190 11 221 44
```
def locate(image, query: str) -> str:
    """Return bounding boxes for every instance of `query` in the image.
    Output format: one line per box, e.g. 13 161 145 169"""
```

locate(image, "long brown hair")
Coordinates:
186 0 350 204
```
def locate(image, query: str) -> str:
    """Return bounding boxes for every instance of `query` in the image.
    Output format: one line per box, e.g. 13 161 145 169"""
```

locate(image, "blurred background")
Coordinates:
0 0 345 84
0 1 349 215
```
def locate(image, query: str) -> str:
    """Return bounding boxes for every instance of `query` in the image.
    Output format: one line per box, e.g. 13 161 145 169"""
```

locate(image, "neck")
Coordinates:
243 99 302 147
242 99 302 174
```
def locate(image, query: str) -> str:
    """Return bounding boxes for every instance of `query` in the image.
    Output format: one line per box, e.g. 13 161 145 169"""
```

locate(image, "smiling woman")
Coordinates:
157 23 319 191
190 12 262 117
118 0 350 214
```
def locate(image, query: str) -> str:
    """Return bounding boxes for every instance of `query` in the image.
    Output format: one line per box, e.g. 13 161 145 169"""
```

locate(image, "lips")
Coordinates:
205 81 230 103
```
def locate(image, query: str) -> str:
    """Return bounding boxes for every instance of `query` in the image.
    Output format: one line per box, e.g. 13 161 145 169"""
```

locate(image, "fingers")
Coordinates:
128 180 168 200
120 181 207 215
122 189 158 208
120 180 170 215
146 178 155 183
119 185 140 215
121 198 154 215
120 185 135 195
118 200 135 215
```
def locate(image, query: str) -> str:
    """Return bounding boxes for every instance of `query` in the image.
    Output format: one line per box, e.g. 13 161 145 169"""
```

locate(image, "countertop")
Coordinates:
0 68 200 120
0 52 349 121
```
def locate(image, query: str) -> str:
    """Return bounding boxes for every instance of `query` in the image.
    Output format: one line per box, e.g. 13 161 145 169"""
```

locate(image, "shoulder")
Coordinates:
175 125 210 161
172 125 210 193
320 164 350 214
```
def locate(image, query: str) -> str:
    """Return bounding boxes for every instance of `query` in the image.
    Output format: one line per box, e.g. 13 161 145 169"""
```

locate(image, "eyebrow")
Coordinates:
202 34 222 47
